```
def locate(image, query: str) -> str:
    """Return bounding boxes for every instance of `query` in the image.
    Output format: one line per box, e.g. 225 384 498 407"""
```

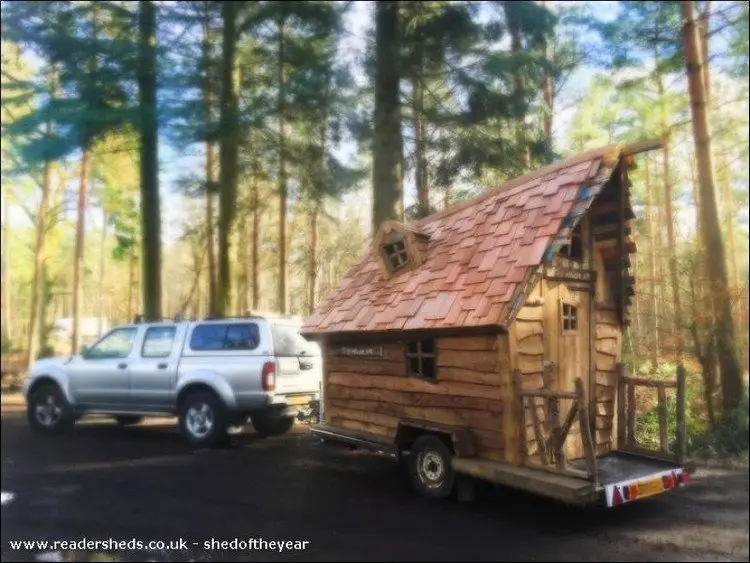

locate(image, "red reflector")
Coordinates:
678 472 689 485
612 486 623 505
262 362 276 391
662 475 674 489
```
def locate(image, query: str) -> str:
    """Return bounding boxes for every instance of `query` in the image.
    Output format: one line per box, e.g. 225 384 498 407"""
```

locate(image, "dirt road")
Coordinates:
1 412 747 562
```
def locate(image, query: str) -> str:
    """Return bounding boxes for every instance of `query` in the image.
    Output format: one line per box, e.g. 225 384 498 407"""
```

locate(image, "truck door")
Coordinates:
127 324 183 412
67 326 139 409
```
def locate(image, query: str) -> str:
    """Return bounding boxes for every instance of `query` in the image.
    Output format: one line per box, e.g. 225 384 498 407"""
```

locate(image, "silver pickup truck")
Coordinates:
22 316 321 448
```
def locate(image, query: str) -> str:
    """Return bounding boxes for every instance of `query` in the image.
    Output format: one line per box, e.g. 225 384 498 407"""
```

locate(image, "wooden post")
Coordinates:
627 379 636 446
546 367 563 470
529 397 550 465
658 383 669 452
513 370 527 465
617 363 627 449
542 361 553 422
575 377 597 484
676 364 687 464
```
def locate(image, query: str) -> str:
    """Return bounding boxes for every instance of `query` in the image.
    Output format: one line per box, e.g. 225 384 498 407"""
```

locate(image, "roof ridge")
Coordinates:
412 144 621 229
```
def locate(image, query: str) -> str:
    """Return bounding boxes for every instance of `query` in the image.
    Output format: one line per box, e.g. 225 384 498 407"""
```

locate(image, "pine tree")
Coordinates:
681 0 745 412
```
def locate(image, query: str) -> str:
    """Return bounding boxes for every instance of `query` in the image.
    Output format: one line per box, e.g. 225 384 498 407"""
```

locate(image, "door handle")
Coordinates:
118 363 128 370
157 363 168 370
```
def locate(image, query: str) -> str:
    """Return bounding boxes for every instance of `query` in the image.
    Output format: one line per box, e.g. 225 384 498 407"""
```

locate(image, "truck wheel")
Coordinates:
27 384 74 435
409 434 456 499
114 415 143 426
251 412 294 437
178 390 227 448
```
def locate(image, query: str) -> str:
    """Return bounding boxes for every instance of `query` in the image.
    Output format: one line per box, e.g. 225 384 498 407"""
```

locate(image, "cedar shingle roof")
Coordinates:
302 144 625 336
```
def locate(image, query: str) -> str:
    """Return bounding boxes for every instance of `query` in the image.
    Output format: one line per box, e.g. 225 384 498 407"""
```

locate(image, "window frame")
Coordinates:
141 325 177 358
85 327 139 360
561 301 579 334
558 223 584 262
383 237 410 273
188 322 261 352
404 338 437 382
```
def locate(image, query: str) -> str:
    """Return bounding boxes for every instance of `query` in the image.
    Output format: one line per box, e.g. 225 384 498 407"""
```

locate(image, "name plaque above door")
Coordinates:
336 345 384 358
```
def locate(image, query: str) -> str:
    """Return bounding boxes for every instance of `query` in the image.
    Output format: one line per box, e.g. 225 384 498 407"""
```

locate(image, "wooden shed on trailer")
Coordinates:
301 143 690 506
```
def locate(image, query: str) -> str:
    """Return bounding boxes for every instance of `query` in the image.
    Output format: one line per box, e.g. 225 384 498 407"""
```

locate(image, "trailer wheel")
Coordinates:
409 434 455 499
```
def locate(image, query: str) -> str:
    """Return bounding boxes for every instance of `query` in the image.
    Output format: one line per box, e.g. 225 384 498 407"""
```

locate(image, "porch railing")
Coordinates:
616 363 687 464
514 365 598 486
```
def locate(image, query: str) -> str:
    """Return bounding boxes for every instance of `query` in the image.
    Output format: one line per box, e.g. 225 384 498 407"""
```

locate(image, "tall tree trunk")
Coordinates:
541 0 553 147
127 252 136 322
71 147 89 354
251 153 260 311
276 9 289 314
307 204 319 316
202 11 218 317
504 2 530 170
139 0 162 322
699 1 711 107
0 183 10 347
237 198 248 315
681 0 744 412
372 1 403 234
412 42 428 218
654 158 668 338
97 209 107 335
205 152 217 315
217 0 238 316
656 75 683 361
27 160 52 366
645 156 659 370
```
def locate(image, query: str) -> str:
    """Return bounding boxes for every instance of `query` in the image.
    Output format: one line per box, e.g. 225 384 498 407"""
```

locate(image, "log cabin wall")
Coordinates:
589 175 630 453
322 334 510 462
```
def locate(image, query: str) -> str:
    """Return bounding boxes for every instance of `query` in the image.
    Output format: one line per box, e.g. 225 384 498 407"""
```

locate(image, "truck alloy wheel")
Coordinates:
408 434 456 499
27 384 74 435
178 390 227 448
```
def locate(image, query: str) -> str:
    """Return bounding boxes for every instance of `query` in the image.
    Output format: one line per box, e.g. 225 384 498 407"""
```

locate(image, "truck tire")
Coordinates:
408 434 456 499
178 390 227 448
27 383 75 435
114 415 143 426
251 411 294 437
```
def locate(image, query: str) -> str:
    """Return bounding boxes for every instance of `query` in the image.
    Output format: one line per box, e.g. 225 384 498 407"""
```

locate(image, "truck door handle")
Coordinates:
157 363 168 370
118 363 128 370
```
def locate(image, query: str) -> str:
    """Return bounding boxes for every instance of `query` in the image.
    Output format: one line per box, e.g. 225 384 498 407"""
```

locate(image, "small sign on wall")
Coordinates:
336 345 384 358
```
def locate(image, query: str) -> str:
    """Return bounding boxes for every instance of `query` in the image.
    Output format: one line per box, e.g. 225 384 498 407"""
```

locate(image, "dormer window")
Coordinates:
383 231 410 272
372 220 429 279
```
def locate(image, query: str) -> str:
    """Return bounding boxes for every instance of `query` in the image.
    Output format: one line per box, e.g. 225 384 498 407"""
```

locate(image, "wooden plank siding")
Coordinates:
323 335 509 462
592 294 621 454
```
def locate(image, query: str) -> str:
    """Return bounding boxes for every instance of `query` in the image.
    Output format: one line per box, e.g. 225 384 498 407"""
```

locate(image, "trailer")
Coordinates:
301 142 693 507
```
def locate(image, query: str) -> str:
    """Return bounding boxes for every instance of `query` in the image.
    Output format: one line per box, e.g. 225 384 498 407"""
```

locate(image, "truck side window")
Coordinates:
190 323 260 351
142 326 177 358
225 324 260 350
87 328 138 359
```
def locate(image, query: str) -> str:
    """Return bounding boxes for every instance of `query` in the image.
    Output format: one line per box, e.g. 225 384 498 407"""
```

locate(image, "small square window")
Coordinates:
562 303 578 333
405 339 436 381
383 234 410 273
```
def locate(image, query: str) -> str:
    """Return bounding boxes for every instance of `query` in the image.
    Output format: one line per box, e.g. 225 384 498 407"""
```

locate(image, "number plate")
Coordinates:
636 477 665 498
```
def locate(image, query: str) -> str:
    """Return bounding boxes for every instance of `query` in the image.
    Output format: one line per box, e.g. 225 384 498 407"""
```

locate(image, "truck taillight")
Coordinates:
262 362 276 391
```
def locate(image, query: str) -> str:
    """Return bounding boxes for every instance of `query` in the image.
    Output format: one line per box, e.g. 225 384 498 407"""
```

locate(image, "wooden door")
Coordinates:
543 279 591 460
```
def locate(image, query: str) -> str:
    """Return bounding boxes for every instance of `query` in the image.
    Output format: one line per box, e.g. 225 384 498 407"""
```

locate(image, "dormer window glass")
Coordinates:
383 231 410 272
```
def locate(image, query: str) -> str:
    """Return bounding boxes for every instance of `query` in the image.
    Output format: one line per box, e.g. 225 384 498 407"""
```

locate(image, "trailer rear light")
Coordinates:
262 362 276 391
678 471 689 486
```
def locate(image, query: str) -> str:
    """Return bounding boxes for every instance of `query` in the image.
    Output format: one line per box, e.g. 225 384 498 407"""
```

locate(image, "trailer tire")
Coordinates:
409 434 455 499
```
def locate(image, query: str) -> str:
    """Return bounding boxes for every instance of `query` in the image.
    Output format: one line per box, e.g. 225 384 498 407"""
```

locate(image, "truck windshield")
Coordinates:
271 324 316 357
